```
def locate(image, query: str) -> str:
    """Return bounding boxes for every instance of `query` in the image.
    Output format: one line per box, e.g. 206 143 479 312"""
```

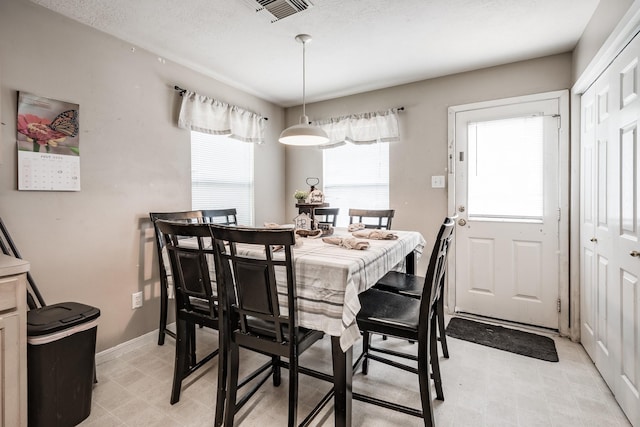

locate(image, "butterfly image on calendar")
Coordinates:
48 109 79 137
16 92 80 156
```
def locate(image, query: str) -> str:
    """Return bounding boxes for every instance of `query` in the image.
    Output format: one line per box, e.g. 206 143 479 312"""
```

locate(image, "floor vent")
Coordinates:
251 0 314 22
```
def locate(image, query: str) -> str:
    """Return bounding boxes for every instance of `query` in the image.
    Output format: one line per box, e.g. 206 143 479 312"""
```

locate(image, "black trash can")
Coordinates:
27 302 100 427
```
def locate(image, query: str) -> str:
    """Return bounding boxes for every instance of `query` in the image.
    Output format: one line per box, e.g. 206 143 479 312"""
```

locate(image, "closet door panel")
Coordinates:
580 85 597 358
609 33 640 427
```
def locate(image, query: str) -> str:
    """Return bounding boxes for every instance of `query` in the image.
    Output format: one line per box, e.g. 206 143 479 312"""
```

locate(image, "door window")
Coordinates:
467 116 544 221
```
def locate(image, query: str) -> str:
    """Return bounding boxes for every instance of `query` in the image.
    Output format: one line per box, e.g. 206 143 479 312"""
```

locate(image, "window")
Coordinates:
191 131 254 225
323 142 389 227
467 116 544 220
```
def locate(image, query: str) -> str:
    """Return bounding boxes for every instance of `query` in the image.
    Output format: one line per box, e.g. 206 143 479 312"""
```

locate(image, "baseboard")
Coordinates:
95 323 174 365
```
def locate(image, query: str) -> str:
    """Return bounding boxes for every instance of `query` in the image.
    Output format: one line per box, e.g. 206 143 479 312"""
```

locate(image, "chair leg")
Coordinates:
418 327 436 427
188 323 197 367
362 331 371 375
430 316 444 401
272 355 282 387
288 355 298 427
158 284 168 345
437 295 449 358
215 328 228 427
170 319 188 404
224 342 240 427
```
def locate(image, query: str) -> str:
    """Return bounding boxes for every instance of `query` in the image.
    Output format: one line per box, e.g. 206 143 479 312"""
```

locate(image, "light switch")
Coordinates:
431 176 445 188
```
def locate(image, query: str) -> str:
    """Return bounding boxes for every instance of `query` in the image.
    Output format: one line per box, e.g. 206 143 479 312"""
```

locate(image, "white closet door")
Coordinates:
609 32 640 427
580 31 640 427
580 83 597 360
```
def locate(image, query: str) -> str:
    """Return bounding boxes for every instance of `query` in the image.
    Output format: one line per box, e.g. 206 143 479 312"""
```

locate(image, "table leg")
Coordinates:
405 251 416 275
331 336 352 427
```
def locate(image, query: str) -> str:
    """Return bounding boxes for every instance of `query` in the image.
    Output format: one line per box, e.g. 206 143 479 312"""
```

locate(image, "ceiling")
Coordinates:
30 0 600 107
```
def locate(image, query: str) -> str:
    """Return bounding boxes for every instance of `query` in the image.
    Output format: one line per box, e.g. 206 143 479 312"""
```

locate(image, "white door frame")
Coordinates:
447 90 570 335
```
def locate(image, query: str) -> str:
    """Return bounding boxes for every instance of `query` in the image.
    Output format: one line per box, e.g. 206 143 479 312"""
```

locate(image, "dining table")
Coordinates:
164 225 426 426
271 227 426 426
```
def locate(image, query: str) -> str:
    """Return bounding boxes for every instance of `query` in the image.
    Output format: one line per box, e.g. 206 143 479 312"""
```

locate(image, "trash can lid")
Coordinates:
28 302 100 336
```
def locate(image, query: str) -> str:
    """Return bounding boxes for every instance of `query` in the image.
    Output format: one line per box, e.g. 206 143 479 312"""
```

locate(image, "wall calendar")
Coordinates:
16 92 80 191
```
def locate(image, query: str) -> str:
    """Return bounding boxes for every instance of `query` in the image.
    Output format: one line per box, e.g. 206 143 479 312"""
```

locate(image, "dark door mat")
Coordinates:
445 317 559 362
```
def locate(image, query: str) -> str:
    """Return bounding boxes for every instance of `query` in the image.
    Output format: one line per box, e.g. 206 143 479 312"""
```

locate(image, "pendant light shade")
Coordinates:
279 34 329 146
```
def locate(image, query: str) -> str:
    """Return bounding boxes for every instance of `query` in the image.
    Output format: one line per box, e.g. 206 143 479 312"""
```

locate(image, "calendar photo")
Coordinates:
16 92 80 191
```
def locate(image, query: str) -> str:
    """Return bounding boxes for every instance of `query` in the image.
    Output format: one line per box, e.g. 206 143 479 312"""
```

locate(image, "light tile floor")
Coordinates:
79 322 632 427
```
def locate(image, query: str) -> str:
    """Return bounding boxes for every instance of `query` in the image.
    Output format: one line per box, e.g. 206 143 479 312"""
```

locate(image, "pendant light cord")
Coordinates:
302 39 307 121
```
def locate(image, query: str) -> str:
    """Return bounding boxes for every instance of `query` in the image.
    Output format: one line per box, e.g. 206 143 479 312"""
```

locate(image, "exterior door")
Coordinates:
450 94 564 329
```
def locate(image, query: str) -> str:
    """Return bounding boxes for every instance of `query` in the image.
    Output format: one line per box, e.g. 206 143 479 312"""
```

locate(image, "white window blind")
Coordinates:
191 131 254 225
323 142 389 227
467 116 544 220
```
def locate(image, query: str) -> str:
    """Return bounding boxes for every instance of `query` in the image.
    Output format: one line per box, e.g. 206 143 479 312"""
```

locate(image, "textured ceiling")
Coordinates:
30 0 600 107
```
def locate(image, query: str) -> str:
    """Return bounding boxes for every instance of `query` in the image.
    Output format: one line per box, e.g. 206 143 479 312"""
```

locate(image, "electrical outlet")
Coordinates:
132 291 143 309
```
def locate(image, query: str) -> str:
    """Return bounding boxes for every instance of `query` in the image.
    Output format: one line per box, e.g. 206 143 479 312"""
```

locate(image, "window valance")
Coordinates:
178 90 266 144
312 108 401 149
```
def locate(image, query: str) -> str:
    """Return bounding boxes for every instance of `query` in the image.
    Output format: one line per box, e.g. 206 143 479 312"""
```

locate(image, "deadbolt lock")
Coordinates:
590 237 597 243
631 250 640 258
458 206 465 213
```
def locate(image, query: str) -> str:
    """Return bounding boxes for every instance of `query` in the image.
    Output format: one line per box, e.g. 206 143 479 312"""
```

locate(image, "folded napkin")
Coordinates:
347 223 366 232
322 237 370 250
352 230 398 240
264 222 295 229
263 223 303 249
296 229 323 239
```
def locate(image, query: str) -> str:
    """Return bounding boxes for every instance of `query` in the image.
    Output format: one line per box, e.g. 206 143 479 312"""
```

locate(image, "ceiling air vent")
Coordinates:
252 0 314 23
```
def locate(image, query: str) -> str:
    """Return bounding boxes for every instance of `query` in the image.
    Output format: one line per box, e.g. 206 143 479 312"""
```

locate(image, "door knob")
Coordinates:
631 250 640 258
458 218 466 226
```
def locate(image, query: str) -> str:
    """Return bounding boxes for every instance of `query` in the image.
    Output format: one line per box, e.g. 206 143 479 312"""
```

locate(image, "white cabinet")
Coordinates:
0 255 28 427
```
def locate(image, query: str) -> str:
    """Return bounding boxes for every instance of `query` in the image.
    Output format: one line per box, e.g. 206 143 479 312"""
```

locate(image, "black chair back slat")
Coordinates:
314 207 339 227
201 208 238 225
348 208 395 229
156 220 218 321
149 211 203 278
418 216 455 338
149 209 237 345
212 225 296 347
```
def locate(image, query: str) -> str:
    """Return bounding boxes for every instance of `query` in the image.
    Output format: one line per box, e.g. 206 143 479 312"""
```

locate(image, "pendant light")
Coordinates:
279 34 329 146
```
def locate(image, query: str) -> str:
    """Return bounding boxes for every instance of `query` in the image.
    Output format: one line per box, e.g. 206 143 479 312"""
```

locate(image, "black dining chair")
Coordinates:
149 210 204 345
210 224 326 427
353 216 455 426
155 220 226 425
348 208 395 229
373 216 456 358
314 207 339 227
201 208 238 225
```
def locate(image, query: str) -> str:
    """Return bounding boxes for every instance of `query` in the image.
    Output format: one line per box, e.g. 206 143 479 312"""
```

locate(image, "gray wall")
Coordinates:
0 0 286 351
285 53 573 275
572 0 634 82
